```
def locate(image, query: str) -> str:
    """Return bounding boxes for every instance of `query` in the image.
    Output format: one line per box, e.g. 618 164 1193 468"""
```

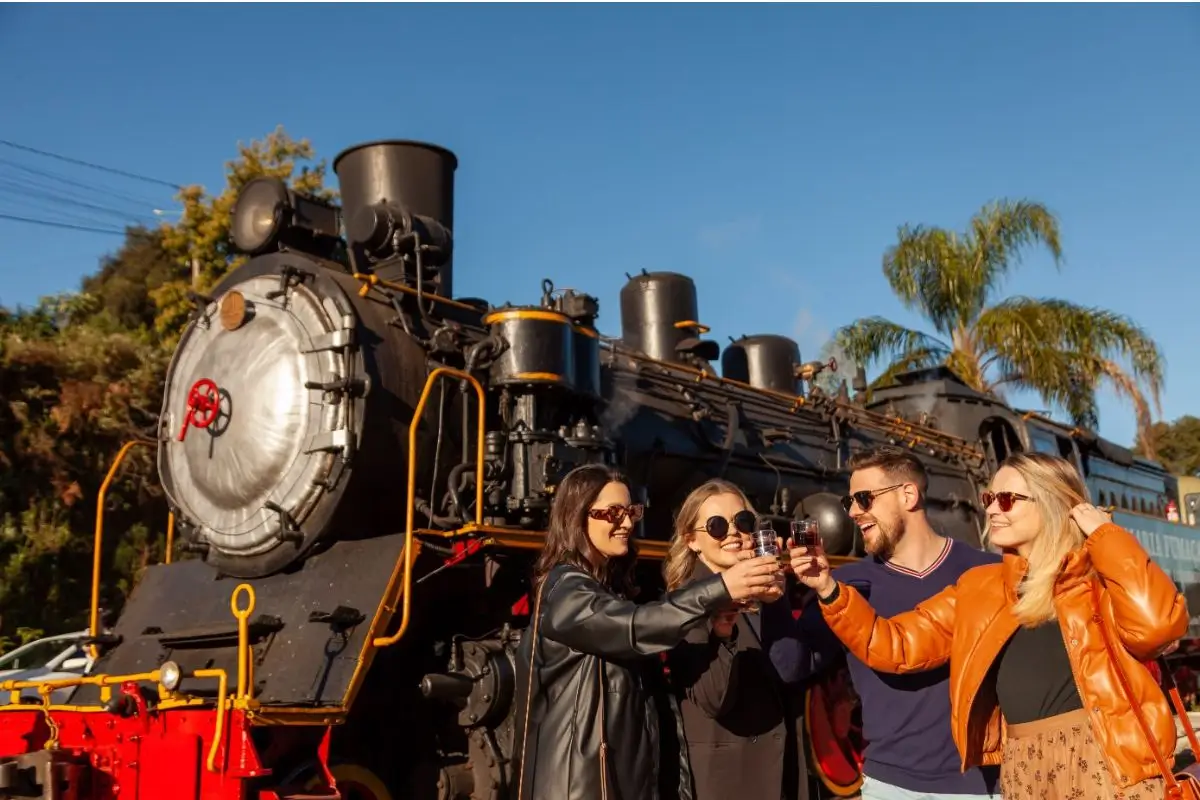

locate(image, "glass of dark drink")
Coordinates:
790 518 820 550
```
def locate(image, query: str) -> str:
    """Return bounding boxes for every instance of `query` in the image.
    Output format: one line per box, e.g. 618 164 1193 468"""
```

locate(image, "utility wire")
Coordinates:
0 178 162 225
0 157 170 210
0 212 127 236
0 139 184 191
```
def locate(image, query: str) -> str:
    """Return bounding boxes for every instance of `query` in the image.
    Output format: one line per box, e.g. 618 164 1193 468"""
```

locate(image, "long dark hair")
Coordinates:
532 463 640 599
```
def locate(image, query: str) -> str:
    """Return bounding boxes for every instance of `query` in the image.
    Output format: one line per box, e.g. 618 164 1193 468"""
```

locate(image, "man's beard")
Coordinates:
863 515 905 560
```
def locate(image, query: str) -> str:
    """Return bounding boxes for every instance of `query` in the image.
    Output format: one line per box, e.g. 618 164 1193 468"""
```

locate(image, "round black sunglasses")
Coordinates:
694 509 758 540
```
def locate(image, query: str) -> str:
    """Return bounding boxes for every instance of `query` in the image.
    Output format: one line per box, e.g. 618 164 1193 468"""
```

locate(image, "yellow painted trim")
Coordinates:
483 308 571 325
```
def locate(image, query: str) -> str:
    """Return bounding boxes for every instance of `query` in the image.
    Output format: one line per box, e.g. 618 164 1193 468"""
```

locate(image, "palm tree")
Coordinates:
833 199 1166 457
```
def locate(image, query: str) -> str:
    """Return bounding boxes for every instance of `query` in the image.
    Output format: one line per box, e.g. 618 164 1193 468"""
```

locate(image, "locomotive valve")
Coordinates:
796 358 838 382
177 378 221 441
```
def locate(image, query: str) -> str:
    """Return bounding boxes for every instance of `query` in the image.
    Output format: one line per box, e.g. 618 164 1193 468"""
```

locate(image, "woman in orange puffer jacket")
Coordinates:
790 452 1188 800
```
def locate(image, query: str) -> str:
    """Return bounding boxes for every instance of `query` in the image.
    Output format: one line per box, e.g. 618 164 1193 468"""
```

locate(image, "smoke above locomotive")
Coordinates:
156 138 951 580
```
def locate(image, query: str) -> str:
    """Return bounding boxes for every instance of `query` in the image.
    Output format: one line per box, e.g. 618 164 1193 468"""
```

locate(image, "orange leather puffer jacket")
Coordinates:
819 522 1189 789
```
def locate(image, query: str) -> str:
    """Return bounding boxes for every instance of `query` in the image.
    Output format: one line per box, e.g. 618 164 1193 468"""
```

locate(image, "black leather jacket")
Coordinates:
512 563 733 800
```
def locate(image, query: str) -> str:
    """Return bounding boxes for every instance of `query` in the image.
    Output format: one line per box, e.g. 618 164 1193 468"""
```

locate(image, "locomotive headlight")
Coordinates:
231 177 343 257
231 177 290 255
158 660 182 692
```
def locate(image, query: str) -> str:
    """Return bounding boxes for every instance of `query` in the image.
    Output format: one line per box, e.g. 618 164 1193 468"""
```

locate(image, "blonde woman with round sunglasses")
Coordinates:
664 478 814 800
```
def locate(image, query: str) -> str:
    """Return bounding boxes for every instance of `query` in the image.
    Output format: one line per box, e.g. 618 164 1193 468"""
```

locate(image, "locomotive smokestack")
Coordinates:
333 140 459 297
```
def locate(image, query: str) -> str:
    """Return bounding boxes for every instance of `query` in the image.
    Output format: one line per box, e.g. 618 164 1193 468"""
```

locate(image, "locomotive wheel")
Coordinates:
804 668 864 797
305 760 394 800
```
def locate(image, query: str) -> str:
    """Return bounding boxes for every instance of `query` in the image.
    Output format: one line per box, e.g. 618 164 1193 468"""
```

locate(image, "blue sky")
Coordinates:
1 3 1196 450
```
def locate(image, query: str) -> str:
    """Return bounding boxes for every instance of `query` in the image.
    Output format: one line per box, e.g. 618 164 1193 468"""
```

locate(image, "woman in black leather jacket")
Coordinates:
512 464 783 800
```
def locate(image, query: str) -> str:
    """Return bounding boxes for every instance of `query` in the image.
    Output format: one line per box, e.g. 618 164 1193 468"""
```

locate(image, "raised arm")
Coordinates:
1085 520 1189 659
540 569 732 658
818 579 958 674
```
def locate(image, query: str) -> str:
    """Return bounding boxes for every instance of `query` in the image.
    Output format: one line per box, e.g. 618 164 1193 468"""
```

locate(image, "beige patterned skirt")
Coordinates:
1000 708 1166 799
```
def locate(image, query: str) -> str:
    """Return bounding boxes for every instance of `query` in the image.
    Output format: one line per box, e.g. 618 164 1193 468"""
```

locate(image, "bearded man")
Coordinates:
796 447 1001 800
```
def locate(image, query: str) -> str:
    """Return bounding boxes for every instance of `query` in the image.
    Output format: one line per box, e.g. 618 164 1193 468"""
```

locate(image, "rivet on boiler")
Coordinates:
219 291 253 331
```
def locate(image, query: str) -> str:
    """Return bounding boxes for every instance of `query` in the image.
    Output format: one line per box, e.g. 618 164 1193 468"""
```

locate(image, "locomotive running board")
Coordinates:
71 531 411 709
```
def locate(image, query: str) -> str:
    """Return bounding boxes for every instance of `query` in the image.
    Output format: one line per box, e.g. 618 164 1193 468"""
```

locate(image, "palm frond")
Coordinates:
832 317 951 374
881 226 970 337
1008 298 1165 416
975 298 1163 444
964 200 1064 318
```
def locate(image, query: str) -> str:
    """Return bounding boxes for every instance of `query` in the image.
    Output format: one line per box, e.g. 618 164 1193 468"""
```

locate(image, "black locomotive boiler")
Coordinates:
37 139 1006 800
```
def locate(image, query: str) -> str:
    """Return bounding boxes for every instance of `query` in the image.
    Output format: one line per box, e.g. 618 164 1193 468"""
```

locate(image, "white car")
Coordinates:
0 630 95 705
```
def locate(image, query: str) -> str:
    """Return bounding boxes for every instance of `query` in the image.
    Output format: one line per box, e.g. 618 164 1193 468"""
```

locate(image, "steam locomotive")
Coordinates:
1 138 1196 800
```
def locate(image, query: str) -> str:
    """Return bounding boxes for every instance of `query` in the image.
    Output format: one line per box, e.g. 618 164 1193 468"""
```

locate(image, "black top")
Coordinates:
995 620 1084 725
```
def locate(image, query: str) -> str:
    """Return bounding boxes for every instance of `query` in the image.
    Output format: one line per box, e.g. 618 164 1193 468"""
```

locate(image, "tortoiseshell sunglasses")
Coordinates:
981 491 1033 512
588 503 645 525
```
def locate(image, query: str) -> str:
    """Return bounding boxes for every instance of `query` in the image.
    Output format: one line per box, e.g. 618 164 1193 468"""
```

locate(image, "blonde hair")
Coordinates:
663 479 756 591
983 452 1090 626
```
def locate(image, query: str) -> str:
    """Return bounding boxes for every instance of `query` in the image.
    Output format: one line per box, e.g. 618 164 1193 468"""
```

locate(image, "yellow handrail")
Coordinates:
88 440 178 659
90 440 149 659
0 665 229 772
166 511 175 564
195 667 230 772
373 367 486 647
231 584 255 702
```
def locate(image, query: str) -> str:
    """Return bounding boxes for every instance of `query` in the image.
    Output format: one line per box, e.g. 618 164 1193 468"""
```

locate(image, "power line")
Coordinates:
0 179 161 226
0 156 171 210
0 140 184 191
0 213 127 236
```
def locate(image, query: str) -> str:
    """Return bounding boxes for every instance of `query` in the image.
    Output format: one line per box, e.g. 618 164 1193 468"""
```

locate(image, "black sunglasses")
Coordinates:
981 491 1033 513
694 509 757 541
840 484 903 513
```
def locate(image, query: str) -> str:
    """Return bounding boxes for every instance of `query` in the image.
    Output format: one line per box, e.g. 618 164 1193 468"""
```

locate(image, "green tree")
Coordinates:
0 127 333 652
1137 416 1200 477
833 199 1166 456
0 296 170 643
153 125 336 341
81 226 183 334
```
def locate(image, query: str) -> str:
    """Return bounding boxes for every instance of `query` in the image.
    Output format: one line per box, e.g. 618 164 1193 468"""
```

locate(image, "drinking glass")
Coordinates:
740 519 781 613
790 518 820 551
789 518 823 582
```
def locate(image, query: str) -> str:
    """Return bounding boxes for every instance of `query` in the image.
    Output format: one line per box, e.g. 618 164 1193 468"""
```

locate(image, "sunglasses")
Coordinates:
588 503 645 525
981 491 1033 512
692 509 758 541
840 484 903 513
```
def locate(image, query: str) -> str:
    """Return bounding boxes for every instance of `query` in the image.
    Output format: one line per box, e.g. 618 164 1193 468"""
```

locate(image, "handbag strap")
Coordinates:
515 577 549 800
1089 579 1181 790
515 571 611 800
598 658 609 800
1159 657 1200 757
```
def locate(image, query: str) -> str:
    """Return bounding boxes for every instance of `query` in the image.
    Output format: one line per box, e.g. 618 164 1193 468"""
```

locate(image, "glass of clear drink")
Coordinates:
741 519 780 612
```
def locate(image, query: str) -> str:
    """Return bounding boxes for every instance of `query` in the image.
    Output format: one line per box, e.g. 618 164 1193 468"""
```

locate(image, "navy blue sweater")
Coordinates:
802 537 1002 795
